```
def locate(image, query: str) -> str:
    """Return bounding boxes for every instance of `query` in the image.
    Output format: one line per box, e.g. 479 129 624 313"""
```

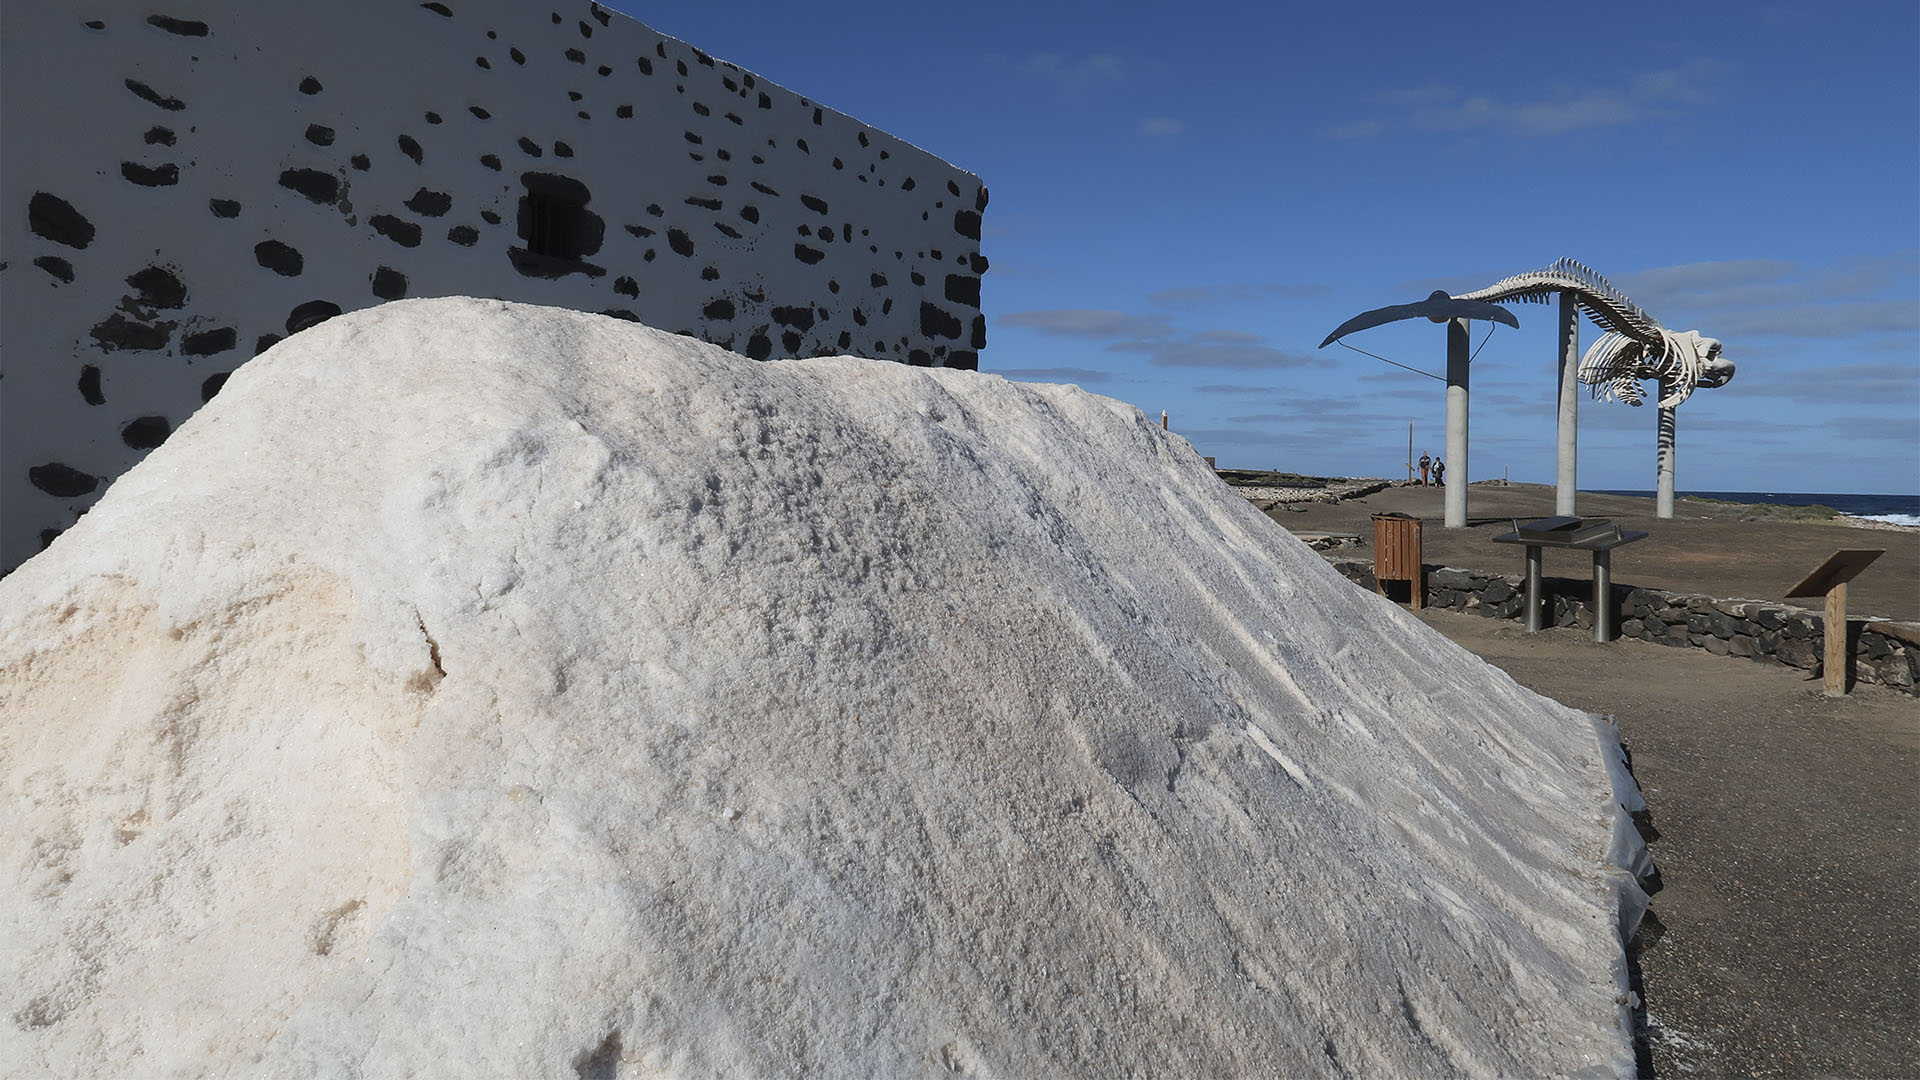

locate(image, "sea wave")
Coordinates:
1861 512 1920 528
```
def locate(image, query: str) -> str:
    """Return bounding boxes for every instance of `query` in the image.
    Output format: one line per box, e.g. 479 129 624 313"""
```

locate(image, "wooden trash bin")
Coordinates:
1372 512 1424 609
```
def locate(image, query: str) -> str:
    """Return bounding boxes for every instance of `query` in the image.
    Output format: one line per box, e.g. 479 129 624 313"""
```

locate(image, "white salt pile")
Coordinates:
1 299 1647 1077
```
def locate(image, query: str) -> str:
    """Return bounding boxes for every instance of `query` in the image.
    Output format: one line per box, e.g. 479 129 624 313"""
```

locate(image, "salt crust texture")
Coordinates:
2 298 1634 1078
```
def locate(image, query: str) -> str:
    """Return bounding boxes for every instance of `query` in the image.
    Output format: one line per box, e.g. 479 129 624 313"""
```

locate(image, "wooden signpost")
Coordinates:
1785 549 1885 696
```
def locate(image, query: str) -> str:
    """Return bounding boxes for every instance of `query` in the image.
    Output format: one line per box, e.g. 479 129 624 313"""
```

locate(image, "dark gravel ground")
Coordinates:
1408 609 1920 1079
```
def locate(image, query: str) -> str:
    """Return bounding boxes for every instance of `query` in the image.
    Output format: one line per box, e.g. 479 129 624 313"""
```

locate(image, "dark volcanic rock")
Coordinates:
29 193 95 249
29 463 100 498
120 415 173 449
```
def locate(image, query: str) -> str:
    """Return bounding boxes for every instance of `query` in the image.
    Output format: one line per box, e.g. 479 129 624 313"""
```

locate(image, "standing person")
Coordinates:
1433 458 1446 487
1418 452 1432 486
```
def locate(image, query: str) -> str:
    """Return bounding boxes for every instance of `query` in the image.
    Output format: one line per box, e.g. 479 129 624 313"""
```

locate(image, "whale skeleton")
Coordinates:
1454 257 1734 408
1453 258 1735 519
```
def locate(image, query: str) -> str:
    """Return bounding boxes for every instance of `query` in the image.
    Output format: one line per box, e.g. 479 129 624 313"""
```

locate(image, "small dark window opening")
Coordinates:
520 175 595 260
510 173 605 280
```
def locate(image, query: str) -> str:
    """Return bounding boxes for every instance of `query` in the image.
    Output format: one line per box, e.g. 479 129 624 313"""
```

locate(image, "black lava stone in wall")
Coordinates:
29 463 100 498
944 274 980 307
126 266 187 308
771 305 814 330
79 365 105 405
398 135 424 164
121 162 181 187
124 78 185 111
255 240 304 276
201 372 230 401
919 301 961 340
29 192 95 248
285 300 340 333
146 14 208 35
370 215 422 247
120 415 172 449
279 169 340 204
34 256 75 283
210 198 241 218
181 327 237 355
405 189 453 216
448 225 479 246
371 266 408 299
89 313 171 351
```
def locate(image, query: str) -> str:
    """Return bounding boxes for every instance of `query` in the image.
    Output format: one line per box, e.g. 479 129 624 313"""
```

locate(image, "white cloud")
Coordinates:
997 309 1174 339
1109 338 1328 371
1147 282 1330 306
1336 59 1724 139
986 51 1124 93
991 365 1114 384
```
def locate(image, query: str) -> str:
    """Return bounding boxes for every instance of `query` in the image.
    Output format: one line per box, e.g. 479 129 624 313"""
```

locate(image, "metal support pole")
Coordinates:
1556 293 1579 516
1525 546 1544 632
1593 548 1612 643
1444 318 1470 528
1656 379 1676 520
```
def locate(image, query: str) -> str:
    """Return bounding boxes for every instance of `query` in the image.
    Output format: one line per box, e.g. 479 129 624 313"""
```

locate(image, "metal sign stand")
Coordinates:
1491 517 1648 642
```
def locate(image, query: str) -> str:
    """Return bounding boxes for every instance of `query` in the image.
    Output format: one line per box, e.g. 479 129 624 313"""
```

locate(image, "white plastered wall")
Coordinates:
0 0 988 573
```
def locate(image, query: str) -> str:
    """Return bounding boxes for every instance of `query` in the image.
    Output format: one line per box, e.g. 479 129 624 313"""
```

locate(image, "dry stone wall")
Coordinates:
1 0 987 573
1327 559 1920 696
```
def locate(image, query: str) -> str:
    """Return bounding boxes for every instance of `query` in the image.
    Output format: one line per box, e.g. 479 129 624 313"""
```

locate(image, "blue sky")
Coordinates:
618 0 1919 494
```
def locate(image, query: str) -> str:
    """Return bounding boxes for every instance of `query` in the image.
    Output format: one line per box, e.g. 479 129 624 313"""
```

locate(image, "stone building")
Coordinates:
0 0 988 573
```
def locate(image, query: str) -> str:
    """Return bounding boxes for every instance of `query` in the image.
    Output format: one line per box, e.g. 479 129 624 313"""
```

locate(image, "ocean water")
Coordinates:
1593 490 1920 528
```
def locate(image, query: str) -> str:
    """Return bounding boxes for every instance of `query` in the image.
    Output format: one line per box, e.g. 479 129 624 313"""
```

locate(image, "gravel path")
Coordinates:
1409 608 1920 1079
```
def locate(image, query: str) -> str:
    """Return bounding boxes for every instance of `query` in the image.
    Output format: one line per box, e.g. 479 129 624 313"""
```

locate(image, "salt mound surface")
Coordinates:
2 298 1640 1077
